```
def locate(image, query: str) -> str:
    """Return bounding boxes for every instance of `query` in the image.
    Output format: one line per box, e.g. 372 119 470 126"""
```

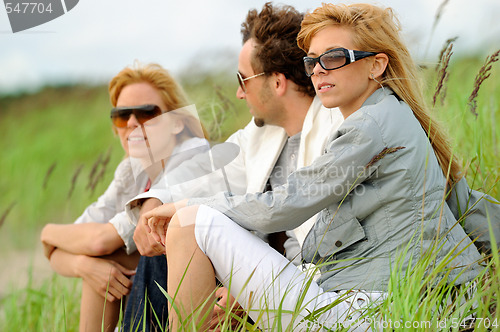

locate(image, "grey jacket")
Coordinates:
447 177 500 255
191 89 497 291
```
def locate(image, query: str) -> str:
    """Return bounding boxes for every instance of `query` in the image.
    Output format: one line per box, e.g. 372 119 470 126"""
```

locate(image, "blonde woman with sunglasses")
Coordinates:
41 62 207 332
144 4 499 331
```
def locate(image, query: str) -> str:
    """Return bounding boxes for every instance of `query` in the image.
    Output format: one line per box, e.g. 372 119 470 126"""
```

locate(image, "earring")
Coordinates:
371 73 385 93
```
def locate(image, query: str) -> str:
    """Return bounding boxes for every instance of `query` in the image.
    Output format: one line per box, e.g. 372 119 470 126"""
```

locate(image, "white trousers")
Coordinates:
194 205 384 331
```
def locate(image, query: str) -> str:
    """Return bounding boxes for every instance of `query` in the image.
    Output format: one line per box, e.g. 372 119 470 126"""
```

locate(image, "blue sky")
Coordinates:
1 0 499 94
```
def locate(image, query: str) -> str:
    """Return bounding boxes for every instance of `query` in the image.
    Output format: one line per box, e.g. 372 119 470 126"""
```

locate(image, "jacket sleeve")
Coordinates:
447 177 500 254
189 112 387 234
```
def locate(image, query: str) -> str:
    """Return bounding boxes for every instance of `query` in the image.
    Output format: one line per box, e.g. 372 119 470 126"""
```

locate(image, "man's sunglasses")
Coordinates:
237 71 265 93
110 104 163 128
303 47 377 77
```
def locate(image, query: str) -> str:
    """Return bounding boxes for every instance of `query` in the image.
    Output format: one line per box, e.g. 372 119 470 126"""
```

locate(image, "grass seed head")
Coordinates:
468 49 500 118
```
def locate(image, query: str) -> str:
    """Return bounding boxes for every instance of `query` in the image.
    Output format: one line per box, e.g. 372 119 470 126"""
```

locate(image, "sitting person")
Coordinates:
40 62 207 332
143 3 499 331
124 3 344 331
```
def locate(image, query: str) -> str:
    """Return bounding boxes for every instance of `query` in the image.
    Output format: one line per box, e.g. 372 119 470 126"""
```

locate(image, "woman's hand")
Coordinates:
42 241 56 259
143 199 188 245
134 198 166 256
76 255 136 302
41 224 57 259
41 224 55 259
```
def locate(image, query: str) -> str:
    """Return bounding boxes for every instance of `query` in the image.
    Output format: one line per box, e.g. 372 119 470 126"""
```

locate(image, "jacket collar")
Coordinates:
362 87 393 107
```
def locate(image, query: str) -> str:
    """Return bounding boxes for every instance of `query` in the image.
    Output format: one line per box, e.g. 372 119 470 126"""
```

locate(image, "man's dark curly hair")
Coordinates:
241 2 315 97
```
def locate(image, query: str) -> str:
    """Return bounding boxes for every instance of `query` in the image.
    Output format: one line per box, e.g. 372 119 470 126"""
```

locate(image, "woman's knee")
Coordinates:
166 205 200 241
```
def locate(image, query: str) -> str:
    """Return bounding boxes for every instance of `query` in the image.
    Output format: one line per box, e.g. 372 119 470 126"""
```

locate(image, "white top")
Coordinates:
75 137 208 254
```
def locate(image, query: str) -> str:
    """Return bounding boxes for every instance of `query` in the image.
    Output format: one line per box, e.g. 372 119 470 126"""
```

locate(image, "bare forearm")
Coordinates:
49 248 85 278
41 223 124 256
49 248 138 302
41 223 86 254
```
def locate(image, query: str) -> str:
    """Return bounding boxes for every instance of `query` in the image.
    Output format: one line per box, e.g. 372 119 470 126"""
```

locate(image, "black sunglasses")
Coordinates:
303 47 377 77
110 104 163 128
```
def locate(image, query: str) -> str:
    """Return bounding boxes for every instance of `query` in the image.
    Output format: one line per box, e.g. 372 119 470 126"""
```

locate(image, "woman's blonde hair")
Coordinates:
108 62 207 140
297 3 461 185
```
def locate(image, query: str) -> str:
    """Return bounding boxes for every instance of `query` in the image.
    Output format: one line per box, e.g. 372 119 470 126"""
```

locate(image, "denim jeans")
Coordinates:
122 255 168 331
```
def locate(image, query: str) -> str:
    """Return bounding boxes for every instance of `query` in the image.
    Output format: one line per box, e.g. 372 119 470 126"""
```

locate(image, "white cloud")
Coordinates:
0 0 499 94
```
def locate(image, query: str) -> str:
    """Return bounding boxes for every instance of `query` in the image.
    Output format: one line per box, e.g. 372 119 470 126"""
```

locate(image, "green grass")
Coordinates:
0 74 249 252
0 85 120 250
0 54 499 331
1 272 81 332
424 55 500 197
0 72 249 331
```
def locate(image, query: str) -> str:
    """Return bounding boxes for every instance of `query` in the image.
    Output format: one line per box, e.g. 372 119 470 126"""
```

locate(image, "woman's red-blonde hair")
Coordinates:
297 3 461 185
108 62 207 140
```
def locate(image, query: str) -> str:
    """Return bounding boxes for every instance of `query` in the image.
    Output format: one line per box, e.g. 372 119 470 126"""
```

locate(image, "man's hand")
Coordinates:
144 199 188 246
76 255 136 302
133 198 165 256
208 287 244 331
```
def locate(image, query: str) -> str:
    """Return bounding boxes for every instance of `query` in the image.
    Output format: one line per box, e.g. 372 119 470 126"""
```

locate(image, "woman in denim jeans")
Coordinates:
41 62 207 331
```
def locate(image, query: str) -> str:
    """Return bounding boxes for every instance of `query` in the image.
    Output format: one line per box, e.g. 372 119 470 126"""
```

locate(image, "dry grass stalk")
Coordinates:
468 49 500 118
68 164 84 198
90 168 106 194
214 84 236 116
86 152 103 190
433 42 454 106
89 147 112 194
425 0 451 59
366 146 406 169
436 37 458 70
102 147 112 167
432 0 450 32
42 161 57 190
205 85 237 141
0 202 16 229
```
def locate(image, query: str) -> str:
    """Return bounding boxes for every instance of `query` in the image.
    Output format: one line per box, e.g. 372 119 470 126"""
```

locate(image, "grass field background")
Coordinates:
0 50 499 330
